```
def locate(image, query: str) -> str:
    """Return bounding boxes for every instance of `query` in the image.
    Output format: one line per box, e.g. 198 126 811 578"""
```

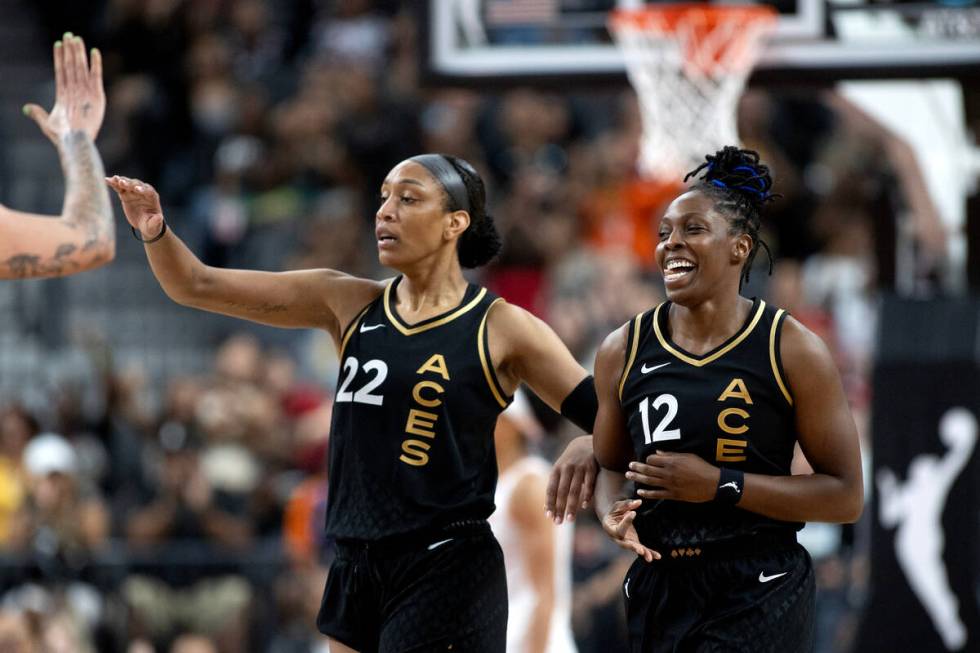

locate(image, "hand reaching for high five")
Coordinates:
602 498 660 563
24 33 105 144
106 176 165 241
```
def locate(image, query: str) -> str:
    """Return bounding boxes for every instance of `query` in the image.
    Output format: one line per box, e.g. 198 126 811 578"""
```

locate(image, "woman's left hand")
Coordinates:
626 451 721 503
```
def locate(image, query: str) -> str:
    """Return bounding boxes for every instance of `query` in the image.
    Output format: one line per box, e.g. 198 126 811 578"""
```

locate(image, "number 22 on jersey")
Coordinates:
336 356 388 405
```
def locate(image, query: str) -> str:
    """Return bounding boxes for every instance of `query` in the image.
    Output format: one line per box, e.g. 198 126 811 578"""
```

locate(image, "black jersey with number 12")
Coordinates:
324 276 511 542
619 298 802 550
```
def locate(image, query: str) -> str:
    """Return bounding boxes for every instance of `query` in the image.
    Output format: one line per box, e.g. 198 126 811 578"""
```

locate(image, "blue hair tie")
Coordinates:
733 165 767 191
734 184 769 200
710 179 728 189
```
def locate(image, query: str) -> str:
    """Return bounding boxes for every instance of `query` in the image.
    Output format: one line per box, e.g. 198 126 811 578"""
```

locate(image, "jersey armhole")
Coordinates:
617 312 645 401
770 309 794 406
336 278 393 351
339 304 372 358
478 298 511 409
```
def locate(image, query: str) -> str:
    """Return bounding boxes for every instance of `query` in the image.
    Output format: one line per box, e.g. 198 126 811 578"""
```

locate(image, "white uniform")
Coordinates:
489 456 577 653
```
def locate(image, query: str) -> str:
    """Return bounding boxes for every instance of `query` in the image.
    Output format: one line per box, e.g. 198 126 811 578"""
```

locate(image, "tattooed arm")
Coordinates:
107 176 384 346
0 34 114 280
0 132 113 278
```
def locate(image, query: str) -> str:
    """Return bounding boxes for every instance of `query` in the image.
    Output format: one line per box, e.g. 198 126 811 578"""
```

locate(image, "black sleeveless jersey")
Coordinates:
324 276 512 541
618 298 801 550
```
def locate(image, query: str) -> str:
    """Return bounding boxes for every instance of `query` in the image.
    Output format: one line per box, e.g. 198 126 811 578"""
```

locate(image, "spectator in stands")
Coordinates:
8 433 109 559
0 406 39 548
125 421 252 549
0 608 37 653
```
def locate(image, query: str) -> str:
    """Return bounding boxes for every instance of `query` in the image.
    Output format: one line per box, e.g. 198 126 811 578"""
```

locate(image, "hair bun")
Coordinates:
684 146 776 210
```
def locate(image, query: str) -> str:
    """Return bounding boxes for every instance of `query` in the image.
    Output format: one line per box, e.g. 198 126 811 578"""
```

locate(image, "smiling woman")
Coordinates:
590 146 864 653
106 152 598 653
658 146 776 296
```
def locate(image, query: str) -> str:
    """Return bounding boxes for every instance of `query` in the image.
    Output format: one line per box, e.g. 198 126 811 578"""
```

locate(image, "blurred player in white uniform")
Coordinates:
489 392 577 653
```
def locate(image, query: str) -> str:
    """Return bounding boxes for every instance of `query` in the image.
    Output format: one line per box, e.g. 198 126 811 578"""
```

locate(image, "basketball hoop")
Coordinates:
609 4 777 181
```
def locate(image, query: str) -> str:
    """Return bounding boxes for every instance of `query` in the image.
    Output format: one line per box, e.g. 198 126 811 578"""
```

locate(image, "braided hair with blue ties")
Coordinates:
684 146 779 289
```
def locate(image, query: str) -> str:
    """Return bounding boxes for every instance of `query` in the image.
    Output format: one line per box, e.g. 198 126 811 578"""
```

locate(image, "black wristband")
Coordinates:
131 221 167 244
714 467 744 505
560 375 598 433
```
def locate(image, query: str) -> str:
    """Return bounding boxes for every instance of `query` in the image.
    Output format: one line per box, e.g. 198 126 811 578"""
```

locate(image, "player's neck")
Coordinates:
668 293 752 354
396 257 469 316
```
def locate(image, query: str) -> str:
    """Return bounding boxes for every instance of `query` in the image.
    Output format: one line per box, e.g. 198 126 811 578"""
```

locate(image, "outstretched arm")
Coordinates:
0 34 114 279
106 177 384 345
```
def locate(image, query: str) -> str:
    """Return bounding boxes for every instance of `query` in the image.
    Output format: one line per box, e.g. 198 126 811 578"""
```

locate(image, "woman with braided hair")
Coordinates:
592 146 863 652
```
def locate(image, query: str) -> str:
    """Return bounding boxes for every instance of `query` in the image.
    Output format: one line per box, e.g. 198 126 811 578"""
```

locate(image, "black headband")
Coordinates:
408 154 471 214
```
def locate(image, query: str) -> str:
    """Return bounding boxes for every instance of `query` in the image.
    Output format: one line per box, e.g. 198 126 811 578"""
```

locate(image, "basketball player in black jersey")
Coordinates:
106 154 599 652
592 147 864 652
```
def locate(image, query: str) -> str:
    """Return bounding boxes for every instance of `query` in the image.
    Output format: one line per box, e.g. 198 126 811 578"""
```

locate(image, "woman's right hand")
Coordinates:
601 498 660 562
106 176 165 240
24 34 105 145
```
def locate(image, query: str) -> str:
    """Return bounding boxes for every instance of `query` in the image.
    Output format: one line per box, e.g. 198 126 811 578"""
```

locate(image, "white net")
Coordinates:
610 6 777 180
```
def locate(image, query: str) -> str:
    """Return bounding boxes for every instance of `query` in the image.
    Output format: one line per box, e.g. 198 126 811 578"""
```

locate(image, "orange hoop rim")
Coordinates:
609 3 778 31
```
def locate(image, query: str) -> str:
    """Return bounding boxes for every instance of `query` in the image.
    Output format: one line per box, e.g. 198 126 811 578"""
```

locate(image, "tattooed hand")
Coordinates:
0 33 113 279
106 176 165 240
23 33 105 144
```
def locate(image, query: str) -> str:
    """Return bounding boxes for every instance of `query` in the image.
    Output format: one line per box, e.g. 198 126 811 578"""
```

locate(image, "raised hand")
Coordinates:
106 176 165 240
601 498 660 562
24 33 105 144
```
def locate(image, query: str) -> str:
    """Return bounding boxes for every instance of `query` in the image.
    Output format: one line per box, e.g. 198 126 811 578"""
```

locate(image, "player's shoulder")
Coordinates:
307 268 388 295
778 313 838 380
779 313 828 356
325 273 389 336
484 299 550 342
598 315 640 365
485 298 528 325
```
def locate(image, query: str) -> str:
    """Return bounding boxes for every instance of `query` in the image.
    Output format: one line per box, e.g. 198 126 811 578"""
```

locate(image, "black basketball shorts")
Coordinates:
622 539 815 653
316 522 507 652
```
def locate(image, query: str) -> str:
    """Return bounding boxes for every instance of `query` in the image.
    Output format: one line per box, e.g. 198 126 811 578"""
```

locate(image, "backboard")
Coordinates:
421 0 980 85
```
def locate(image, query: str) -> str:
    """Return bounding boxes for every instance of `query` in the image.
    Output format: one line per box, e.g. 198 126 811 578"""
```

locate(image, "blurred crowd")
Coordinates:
1 0 949 651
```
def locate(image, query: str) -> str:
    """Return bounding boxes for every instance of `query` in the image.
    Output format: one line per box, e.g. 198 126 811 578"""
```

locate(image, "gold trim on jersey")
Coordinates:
339 305 372 357
478 298 509 408
618 313 644 400
770 309 794 406
653 300 766 367
383 281 488 336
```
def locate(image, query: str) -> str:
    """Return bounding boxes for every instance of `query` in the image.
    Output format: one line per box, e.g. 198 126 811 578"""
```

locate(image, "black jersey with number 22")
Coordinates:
324 276 511 542
619 298 801 550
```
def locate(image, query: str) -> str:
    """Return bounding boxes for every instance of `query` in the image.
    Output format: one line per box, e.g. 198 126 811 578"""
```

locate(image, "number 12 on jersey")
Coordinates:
639 394 681 444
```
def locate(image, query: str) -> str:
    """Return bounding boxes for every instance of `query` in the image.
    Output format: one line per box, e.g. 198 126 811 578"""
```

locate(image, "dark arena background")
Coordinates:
0 1 978 651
